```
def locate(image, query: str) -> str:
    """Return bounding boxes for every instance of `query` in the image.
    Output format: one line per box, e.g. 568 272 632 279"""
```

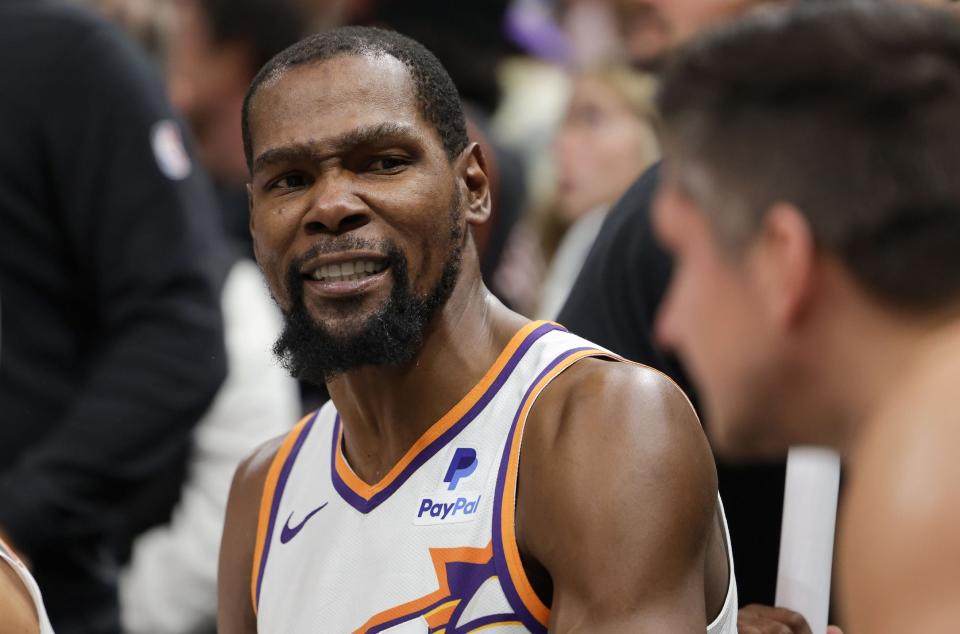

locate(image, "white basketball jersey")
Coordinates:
252 321 738 633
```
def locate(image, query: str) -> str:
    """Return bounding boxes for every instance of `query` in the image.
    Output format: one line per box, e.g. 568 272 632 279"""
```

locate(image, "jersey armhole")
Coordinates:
707 495 738 634
250 412 317 615
491 347 615 632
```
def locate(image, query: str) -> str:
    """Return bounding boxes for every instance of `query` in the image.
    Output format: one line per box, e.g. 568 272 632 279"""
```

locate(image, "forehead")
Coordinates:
248 53 432 155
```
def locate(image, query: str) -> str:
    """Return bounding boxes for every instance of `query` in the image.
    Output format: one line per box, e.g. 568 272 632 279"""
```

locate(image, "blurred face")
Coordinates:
554 75 659 221
247 54 470 383
167 0 250 182
653 174 785 458
168 0 222 121
614 0 765 67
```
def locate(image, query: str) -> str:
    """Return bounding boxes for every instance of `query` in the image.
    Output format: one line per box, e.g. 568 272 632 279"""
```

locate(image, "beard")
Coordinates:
272 200 464 386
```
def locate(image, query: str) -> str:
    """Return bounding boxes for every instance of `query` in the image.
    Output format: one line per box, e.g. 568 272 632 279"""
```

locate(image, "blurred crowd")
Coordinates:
2 0 958 632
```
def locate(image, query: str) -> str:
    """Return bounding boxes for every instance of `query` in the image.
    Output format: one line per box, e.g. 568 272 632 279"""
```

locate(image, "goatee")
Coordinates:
272 215 464 386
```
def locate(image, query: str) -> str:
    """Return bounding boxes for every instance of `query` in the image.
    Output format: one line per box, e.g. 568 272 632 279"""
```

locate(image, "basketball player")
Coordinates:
652 2 960 632
218 27 738 632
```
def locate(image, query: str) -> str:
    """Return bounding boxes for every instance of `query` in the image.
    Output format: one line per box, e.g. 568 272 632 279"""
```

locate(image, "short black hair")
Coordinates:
659 0 960 311
242 26 469 171
200 0 307 72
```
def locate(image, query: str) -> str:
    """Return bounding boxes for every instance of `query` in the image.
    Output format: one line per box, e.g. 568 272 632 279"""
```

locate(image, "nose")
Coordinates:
303 172 371 235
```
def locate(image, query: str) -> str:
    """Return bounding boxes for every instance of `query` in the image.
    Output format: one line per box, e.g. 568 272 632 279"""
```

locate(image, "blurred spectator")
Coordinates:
612 0 760 69
166 0 309 255
557 0 789 607
373 0 531 304
493 64 661 316
120 260 299 634
537 64 659 317
86 0 171 56
0 1 229 631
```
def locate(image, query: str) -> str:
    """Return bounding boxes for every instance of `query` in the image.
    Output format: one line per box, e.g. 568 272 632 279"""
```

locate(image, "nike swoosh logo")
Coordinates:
279 502 328 544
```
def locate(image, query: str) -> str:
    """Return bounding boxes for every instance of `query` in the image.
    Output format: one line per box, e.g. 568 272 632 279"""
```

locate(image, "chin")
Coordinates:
307 296 381 326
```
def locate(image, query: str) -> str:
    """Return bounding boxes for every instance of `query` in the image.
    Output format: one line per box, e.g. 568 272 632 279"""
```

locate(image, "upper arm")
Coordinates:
519 360 717 632
218 437 284 634
0 558 39 634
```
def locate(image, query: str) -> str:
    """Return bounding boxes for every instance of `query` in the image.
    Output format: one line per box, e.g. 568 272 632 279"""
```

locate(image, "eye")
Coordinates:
268 173 309 191
366 156 409 173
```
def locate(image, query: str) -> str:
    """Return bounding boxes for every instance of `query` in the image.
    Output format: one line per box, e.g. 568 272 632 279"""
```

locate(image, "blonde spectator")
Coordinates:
536 65 660 318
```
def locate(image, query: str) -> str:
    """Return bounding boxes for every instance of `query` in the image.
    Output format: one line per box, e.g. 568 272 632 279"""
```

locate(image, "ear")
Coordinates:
458 142 492 226
247 182 262 264
750 202 817 330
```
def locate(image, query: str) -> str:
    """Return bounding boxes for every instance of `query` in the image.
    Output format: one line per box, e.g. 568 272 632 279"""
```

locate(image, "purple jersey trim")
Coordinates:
255 410 319 609
491 346 609 633
330 322 563 514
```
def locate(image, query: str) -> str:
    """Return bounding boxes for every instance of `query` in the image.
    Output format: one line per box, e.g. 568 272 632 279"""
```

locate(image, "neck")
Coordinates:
812 296 960 454
326 267 526 484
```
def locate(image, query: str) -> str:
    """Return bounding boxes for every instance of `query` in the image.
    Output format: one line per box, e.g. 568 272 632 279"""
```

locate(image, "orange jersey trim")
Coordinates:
352 543 494 633
250 413 314 614
499 348 609 626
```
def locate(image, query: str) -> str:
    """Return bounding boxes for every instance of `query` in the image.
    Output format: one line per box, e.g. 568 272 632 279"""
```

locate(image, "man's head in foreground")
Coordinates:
241 26 491 385
653 0 960 458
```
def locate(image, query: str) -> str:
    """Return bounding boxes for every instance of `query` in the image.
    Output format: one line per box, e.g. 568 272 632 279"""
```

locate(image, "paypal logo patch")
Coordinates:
413 448 483 526
443 447 477 490
418 495 481 520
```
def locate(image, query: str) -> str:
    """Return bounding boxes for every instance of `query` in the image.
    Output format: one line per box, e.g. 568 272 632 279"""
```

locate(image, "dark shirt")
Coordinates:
558 163 786 606
0 2 229 630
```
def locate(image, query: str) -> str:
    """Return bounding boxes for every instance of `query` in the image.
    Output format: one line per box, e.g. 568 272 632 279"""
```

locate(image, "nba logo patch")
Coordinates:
151 119 192 180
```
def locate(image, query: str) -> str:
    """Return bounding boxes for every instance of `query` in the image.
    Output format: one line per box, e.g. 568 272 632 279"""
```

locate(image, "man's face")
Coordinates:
167 0 251 183
247 54 467 383
614 0 765 67
653 175 786 458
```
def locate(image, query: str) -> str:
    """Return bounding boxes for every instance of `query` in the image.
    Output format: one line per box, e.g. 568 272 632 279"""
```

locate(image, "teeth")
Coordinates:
310 259 386 282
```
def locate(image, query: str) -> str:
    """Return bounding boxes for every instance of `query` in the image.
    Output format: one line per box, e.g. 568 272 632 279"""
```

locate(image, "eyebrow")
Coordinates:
252 122 425 174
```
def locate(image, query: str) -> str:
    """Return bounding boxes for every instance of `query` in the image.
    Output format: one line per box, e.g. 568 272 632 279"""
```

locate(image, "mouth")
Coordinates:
301 255 391 299
306 258 388 282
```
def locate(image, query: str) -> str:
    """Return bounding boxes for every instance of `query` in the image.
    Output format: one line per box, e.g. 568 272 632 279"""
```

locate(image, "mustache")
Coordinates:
284 236 407 311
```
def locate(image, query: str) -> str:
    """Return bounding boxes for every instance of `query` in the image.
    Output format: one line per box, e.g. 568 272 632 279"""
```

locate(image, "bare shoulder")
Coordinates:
842 382 960 633
524 357 713 476
233 433 288 492
517 357 718 629
0 558 38 634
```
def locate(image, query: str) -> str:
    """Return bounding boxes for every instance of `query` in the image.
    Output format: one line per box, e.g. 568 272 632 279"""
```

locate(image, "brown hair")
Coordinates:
659 0 960 311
